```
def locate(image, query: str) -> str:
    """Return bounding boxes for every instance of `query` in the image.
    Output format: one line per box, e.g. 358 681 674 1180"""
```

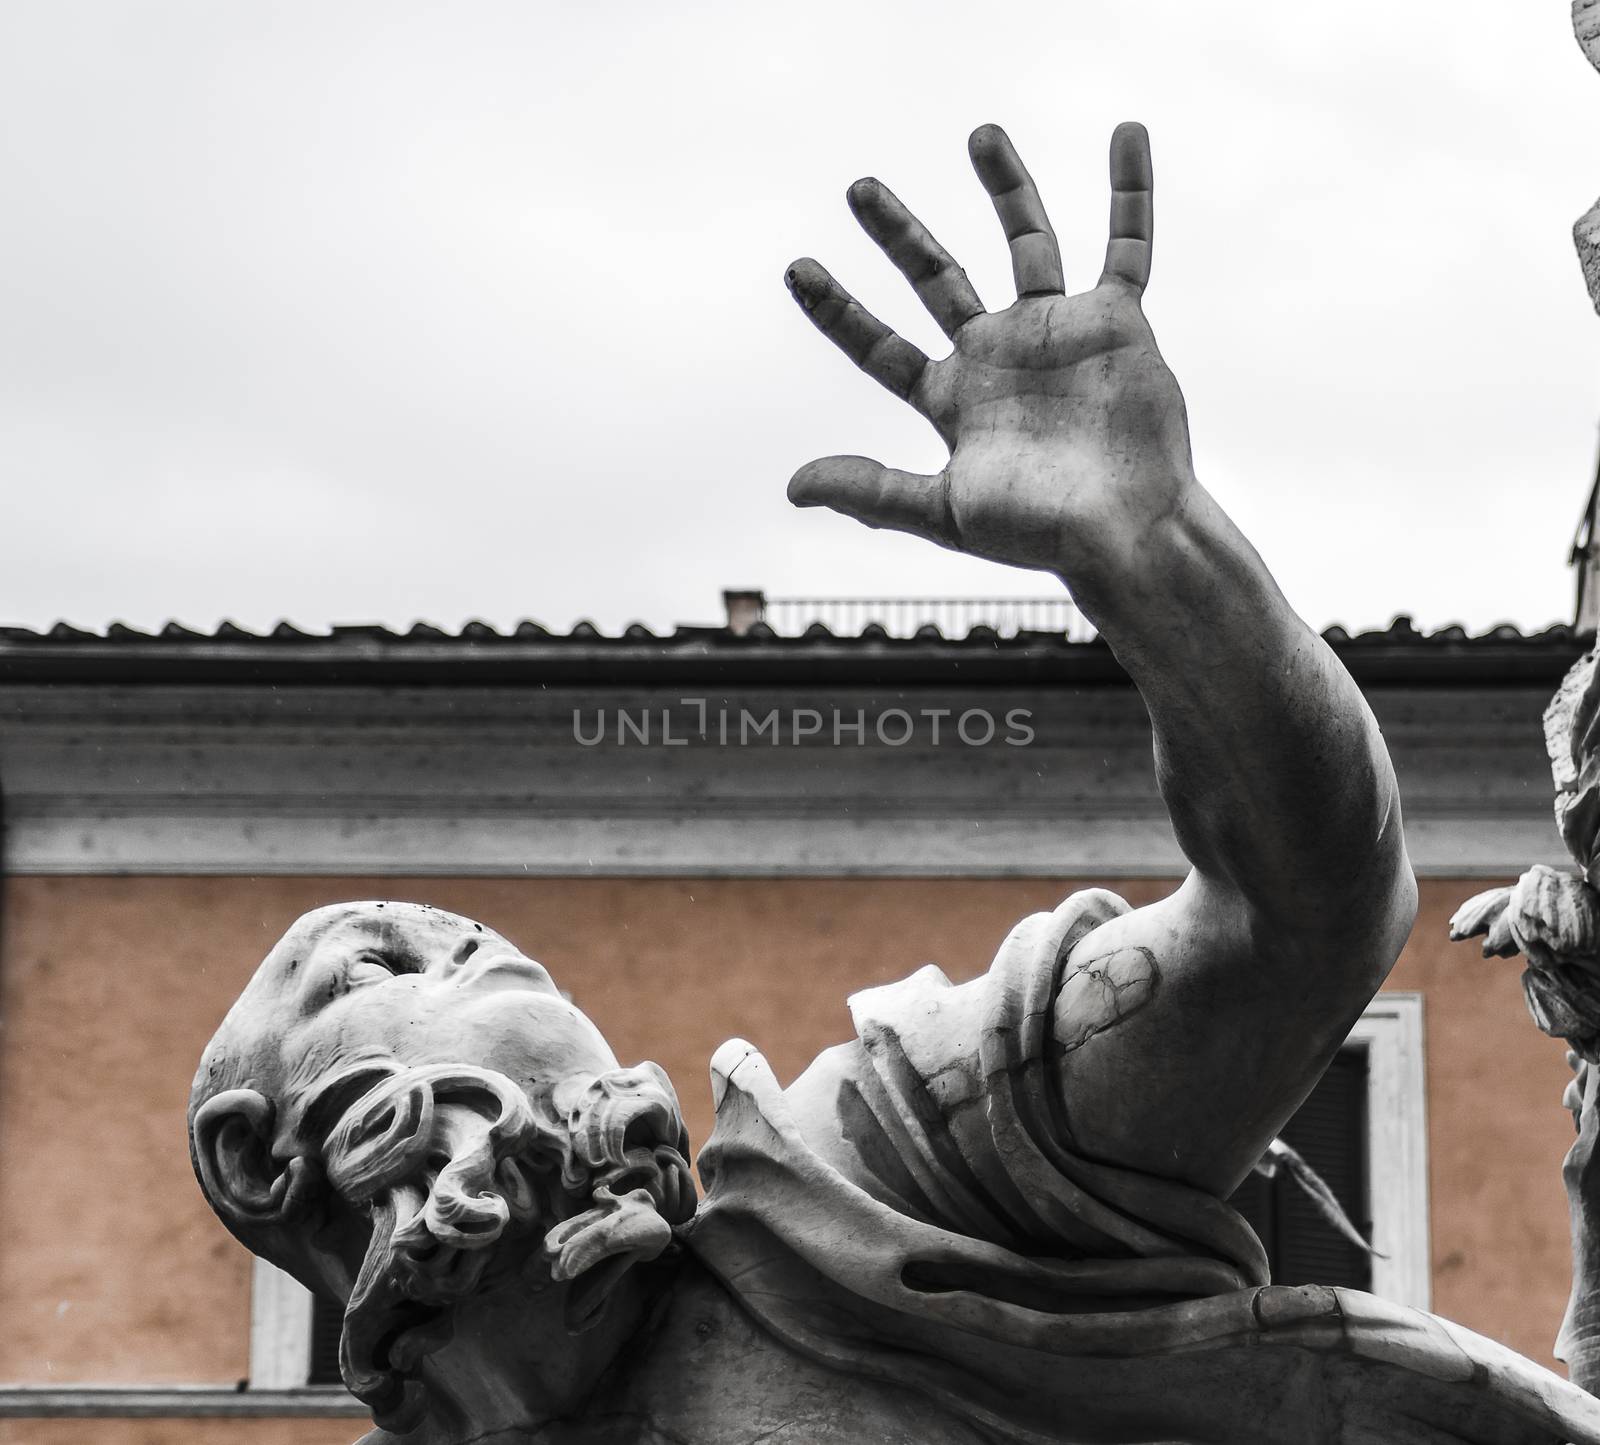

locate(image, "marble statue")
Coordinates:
1452 644 1600 1394
190 124 1600 1444
1573 0 1600 307
1440 2 1600 1398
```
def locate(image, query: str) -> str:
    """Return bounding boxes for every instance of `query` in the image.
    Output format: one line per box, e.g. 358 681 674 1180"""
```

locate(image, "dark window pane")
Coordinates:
1227 1045 1371 1291
308 1292 344 1386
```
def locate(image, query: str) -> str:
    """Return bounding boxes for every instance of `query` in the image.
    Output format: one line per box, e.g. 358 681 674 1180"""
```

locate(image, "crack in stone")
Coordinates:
1053 946 1159 1053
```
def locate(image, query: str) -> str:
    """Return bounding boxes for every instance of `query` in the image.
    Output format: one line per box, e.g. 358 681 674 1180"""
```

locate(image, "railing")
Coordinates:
753 595 1095 641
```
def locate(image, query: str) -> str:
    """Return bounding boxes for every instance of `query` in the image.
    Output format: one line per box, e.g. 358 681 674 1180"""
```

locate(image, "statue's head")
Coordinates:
188 902 695 1432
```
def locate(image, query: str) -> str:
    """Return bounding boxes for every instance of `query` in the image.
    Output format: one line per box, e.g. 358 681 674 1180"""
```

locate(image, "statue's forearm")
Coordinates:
1058 479 1412 937
1561 1083 1600 1395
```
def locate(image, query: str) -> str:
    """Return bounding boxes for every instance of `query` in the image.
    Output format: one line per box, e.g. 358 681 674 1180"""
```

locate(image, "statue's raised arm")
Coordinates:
188 121 1600 1445
785 123 1418 1197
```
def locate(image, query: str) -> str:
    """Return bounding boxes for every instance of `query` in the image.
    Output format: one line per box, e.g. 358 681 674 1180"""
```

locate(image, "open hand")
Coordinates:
787 123 1192 576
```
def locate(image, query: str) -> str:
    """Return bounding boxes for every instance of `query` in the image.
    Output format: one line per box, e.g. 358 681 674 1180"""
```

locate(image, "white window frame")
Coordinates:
1346 991 1432 1310
249 1259 340 1392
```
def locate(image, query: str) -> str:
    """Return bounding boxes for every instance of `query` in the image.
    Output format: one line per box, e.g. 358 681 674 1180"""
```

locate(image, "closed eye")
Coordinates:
349 949 415 982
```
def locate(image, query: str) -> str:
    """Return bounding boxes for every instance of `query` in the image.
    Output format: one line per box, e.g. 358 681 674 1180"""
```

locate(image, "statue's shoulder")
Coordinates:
698 887 1138 1192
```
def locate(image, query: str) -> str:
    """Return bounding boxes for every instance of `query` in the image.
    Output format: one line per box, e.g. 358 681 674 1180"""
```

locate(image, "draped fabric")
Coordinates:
683 890 1600 1445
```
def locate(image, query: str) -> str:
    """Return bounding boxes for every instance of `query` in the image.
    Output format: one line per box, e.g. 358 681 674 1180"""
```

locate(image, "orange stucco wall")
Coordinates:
0 1423 357 1445
1387 882 1578 1357
0 874 1578 1437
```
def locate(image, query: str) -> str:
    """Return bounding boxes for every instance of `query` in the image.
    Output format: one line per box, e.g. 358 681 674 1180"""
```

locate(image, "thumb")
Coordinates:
787 455 952 546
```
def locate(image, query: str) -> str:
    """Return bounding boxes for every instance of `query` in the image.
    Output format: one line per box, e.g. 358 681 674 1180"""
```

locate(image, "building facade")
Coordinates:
0 616 1586 1442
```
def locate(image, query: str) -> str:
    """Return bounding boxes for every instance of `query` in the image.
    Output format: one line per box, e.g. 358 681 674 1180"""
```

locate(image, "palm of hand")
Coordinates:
920 293 1187 568
788 123 1191 574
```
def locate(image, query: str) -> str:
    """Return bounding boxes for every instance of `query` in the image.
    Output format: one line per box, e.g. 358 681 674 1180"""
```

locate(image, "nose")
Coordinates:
448 937 556 993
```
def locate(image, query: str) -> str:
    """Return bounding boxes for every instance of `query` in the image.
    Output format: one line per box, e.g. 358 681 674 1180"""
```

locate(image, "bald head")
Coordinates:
187 898 695 1429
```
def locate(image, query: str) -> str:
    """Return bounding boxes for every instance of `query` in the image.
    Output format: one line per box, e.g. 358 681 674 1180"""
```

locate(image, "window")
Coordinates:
248 995 1431 1385
1227 993 1430 1308
1347 993 1432 1308
1230 1047 1373 1288
248 1257 325 1391
308 1293 344 1385
247 1259 350 1393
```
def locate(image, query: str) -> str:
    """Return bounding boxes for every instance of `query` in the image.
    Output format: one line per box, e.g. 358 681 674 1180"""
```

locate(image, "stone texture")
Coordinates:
1578 0 1600 73
1576 3 1600 310
1576 201 1600 317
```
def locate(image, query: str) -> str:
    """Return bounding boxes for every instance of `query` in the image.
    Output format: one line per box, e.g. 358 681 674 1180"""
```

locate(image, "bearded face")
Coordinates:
189 902 695 1434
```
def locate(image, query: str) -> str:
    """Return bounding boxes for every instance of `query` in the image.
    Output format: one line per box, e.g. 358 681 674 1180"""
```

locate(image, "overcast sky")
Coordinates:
2 2 1598 636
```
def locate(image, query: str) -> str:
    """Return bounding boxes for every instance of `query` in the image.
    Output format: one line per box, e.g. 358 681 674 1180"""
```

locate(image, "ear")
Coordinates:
192 1088 321 1228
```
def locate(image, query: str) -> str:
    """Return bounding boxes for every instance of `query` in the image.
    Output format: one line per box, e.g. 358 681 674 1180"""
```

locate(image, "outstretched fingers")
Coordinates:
785 258 929 404
847 177 984 338
968 124 1065 297
788 455 953 546
1100 121 1153 294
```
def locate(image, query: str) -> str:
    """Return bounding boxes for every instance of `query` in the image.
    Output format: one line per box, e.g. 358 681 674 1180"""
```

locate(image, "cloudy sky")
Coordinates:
2 2 1598 636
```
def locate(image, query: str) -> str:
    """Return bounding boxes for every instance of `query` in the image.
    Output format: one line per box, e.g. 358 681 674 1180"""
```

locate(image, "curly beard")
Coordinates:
306 1058 695 1433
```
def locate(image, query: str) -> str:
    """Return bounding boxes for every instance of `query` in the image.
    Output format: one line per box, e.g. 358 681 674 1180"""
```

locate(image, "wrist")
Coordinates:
1047 466 1202 592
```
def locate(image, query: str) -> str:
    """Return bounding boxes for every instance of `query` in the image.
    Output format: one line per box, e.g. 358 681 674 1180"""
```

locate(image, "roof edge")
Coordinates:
0 616 1583 688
